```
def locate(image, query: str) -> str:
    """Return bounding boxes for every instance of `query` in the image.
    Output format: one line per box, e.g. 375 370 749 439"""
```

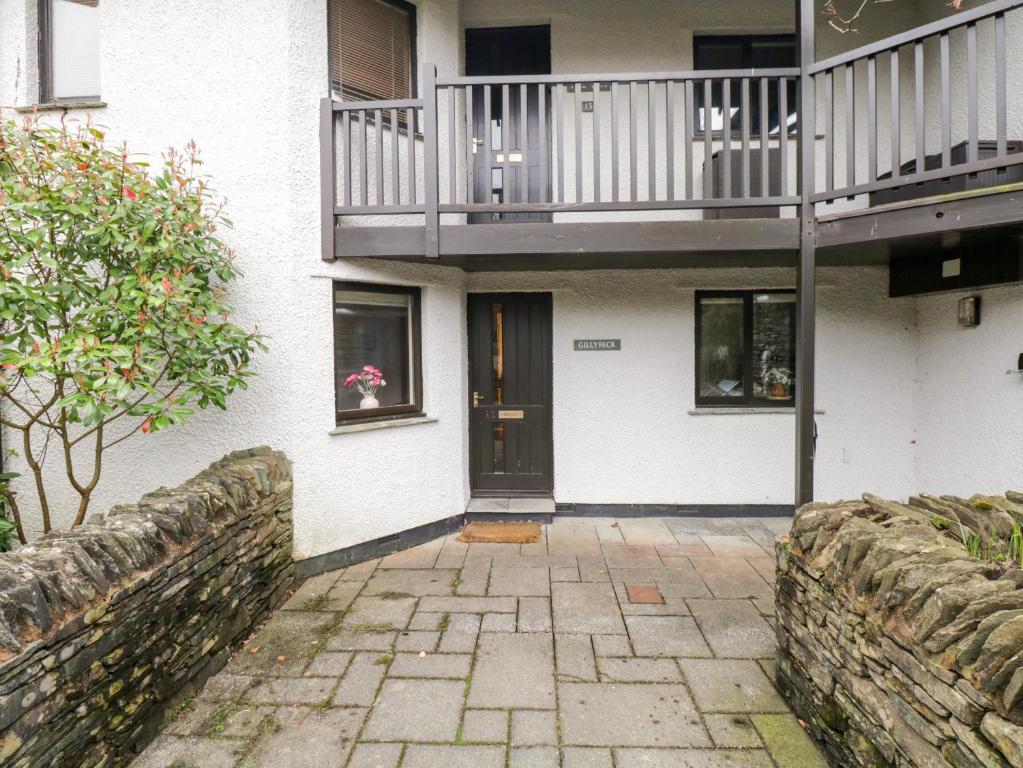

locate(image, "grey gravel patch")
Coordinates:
468 633 556 709
363 678 466 741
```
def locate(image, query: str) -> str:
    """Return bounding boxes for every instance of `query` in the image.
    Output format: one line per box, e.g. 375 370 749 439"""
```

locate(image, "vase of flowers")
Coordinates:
344 365 387 409
763 367 793 400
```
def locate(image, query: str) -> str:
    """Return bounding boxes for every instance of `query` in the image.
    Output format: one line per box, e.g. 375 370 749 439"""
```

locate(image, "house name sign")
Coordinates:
573 339 621 351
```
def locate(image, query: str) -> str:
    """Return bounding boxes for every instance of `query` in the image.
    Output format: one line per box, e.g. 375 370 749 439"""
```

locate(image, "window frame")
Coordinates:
694 289 796 409
38 0 102 104
692 33 797 138
332 280 424 426
326 0 418 103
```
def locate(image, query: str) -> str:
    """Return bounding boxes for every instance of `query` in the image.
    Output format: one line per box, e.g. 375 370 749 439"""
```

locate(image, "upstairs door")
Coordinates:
468 293 553 494
465 25 552 224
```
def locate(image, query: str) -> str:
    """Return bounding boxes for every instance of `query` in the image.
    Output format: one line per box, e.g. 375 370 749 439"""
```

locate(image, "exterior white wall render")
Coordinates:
0 0 1020 562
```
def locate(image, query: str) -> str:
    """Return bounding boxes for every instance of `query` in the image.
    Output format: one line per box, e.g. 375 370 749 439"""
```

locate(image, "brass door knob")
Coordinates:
473 391 482 407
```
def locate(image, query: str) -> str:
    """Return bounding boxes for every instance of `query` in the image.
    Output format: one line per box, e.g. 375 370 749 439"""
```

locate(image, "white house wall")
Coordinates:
0 0 1019 562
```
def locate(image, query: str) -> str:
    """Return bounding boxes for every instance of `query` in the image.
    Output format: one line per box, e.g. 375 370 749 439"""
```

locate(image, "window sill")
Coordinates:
688 407 826 416
16 101 107 113
330 415 437 435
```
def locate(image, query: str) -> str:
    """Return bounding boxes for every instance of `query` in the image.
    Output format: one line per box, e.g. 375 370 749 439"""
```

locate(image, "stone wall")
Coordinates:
0 447 294 768
776 493 1023 768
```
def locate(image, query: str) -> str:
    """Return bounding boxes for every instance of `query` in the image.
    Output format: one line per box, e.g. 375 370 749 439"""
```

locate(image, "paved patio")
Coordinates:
135 516 827 768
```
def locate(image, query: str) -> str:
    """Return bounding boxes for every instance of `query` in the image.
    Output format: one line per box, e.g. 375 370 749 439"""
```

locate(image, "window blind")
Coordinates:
329 0 414 102
50 0 101 100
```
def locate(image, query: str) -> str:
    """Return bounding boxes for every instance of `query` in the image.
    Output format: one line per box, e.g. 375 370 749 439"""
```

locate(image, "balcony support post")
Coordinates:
423 64 440 259
320 98 337 261
796 0 817 506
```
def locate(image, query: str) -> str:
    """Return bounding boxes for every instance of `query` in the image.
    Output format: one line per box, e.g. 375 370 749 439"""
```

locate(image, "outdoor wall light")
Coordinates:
957 295 981 328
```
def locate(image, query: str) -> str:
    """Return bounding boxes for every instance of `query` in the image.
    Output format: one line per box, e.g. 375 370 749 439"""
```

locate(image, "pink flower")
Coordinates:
343 373 359 388
371 377 382 386
362 365 376 372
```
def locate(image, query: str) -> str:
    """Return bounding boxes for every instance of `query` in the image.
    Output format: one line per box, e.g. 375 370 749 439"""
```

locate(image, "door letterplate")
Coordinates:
495 153 523 163
498 409 525 420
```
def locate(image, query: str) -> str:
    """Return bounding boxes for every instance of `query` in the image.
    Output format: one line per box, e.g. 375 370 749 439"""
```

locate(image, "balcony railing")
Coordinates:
319 0 1023 259
810 0 1023 203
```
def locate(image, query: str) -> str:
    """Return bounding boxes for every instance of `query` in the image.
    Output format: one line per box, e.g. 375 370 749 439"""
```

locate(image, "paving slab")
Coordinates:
420 595 517 613
561 747 614 768
243 676 335 706
347 742 404 768
363 678 465 741
362 568 457 596
600 544 663 568
596 657 682 682
438 613 482 652
558 682 711 747
688 598 776 658
689 557 773 599
462 709 510 743
552 582 627 634
388 652 472 678
613 748 774 767
591 634 633 657
326 630 397 651
699 534 770 557
547 525 602 555
555 633 597 681
678 659 790 714
703 714 764 748
401 745 506 768
131 736 245 768
457 556 492 595
752 714 830 768
625 616 712 658
239 706 366 768
468 633 556 709
228 611 338 676
342 596 417 631
332 652 387 706
510 746 560 767
489 565 551 596
512 709 558 745
482 612 517 632
378 539 443 569
519 595 554 632
304 651 352 677
394 630 439 652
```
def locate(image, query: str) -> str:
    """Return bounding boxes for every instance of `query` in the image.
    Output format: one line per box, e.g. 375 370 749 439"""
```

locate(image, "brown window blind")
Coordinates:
329 0 415 102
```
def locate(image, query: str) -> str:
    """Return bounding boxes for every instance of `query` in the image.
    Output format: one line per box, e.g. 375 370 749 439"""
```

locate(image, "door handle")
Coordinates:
473 391 482 408
471 137 484 155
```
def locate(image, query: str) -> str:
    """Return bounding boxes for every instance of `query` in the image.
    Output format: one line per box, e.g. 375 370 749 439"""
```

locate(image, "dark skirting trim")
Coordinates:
295 514 464 579
555 503 794 518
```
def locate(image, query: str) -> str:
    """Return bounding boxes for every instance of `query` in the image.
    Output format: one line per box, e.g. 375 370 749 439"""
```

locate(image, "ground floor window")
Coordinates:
333 281 423 423
695 290 796 407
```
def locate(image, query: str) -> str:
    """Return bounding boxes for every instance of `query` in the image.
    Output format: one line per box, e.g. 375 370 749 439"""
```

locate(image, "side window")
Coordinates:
40 0 101 103
333 282 423 423
695 290 796 407
328 0 416 102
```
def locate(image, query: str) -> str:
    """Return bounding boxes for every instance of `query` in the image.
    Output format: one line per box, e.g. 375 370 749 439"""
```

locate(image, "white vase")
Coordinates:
359 395 380 409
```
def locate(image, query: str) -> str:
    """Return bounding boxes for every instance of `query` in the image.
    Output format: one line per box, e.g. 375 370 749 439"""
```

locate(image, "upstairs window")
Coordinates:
695 290 796 407
694 34 797 135
40 0 101 103
329 0 416 102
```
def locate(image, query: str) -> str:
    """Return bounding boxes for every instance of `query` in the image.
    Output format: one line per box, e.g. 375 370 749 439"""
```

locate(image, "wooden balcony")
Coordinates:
320 0 1023 270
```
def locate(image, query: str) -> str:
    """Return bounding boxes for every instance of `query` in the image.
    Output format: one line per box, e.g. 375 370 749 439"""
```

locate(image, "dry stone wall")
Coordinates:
776 493 1023 768
0 447 294 768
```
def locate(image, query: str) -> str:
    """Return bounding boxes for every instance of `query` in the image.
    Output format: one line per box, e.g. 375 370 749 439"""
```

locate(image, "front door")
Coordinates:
468 293 553 494
465 25 552 224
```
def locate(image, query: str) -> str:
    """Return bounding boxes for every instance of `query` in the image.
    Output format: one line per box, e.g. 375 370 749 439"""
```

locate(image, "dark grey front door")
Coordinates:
468 293 553 494
465 26 551 224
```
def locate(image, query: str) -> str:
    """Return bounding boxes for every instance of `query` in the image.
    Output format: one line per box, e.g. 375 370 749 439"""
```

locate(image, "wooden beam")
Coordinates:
816 183 1023 249
796 0 817 507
